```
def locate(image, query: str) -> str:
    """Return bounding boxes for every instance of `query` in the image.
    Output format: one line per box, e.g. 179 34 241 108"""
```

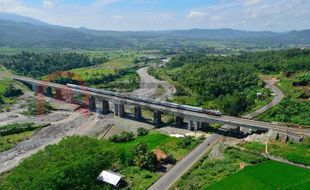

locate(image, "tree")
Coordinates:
131 143 158 171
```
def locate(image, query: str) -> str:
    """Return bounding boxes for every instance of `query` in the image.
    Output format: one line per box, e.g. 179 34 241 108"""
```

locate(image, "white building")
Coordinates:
97 170 124 188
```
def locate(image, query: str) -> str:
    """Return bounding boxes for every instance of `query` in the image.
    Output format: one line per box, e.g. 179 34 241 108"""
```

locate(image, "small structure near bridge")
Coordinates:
97 170 124 188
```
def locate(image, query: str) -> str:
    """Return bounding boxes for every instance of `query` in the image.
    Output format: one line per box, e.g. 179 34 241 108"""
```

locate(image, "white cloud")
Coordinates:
243 0 264 6
188 10 206 19
43 0 54 9
0 0 309 31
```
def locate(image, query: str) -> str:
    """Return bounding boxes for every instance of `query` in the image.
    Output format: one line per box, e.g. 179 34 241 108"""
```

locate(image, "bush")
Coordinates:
3 84 23 98
23 100 56 116
178 136 195 149
137 128 149 136
0 123 48 136
109 131 135 143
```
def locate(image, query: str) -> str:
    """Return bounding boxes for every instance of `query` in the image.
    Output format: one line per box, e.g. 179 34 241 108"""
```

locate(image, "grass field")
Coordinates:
241 138 310 166
0 131 37 152
206 161 310 190
173 146 267 190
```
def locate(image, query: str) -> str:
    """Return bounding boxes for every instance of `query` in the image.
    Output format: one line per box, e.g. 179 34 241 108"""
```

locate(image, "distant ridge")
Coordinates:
0 12 309 49
0 12 49 26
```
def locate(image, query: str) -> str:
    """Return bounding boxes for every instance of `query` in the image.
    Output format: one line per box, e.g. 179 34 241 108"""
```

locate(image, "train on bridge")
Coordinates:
67 84 222 116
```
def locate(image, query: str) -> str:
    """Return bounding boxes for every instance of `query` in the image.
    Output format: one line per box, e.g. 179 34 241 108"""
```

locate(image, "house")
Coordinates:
153 148 168 162
97 170 124 188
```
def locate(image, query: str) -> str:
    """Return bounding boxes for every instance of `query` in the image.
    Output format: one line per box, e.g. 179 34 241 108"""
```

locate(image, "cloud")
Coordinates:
0 0 309 31
243 0 264 6
43 0 54 9
186 0 310 31
188 10 206 19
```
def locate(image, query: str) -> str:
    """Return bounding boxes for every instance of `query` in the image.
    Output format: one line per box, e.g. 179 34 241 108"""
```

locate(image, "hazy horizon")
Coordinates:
0 0 309 32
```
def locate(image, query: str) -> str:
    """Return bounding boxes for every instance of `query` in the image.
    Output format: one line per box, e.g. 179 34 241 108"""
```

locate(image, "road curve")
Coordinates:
243 79 284 119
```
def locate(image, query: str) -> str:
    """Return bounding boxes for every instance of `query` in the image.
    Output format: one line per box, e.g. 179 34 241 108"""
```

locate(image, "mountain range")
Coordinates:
0 12 309 49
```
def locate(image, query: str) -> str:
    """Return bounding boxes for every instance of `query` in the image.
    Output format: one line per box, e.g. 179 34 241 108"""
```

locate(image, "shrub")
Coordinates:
109 131 135 143
137 128 149 136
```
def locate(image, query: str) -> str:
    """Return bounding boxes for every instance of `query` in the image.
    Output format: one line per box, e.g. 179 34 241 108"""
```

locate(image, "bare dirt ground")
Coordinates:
130 67 175 101
0 92 115 173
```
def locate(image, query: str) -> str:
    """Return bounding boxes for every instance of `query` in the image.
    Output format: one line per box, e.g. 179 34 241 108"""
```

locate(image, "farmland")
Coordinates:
206 161 310 190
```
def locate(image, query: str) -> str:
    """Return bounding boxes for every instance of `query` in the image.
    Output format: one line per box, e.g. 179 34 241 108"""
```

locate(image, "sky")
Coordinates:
0 0 309 31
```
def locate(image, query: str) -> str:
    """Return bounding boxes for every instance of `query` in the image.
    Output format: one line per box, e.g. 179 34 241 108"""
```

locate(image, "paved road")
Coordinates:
148 134 222 190
243 79 284 119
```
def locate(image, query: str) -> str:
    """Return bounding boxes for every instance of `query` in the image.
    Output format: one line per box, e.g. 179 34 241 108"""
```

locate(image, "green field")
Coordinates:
206 161 310 190
241 138 310 166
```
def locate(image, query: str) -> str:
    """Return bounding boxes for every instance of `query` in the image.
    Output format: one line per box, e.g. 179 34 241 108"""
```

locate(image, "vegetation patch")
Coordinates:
0 132 199 190
206 161 310 190
0 52 107 78
173 146 267 190
0 123 49 152
0 78 24 111
22 100 56 116
258 72 310 126
241 138 310 166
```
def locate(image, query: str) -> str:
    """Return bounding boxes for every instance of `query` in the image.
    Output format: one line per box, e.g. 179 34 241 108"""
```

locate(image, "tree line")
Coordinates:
0 52 108 77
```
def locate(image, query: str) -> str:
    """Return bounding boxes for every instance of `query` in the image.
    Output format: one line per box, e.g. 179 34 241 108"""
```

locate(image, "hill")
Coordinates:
0 12 309 49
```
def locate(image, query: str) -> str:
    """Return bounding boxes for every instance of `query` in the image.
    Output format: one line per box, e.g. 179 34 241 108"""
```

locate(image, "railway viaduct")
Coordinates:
13 76 309 141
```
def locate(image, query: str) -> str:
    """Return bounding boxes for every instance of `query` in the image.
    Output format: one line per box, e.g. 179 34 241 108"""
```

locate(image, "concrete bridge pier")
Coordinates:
188 120 200 131
45 87 53 97
134 106 142 120
66 91 74 103
188 120 193 131
118 104 125 117
55 88 63 100
31 84 38 94
89 96 96 111
176 116 184 126
114 103 119 116
153 111 162 126
201 122 211 131
101 100 110 114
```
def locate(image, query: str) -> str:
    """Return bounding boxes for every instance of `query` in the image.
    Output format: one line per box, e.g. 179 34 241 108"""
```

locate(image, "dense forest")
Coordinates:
0 52 107 77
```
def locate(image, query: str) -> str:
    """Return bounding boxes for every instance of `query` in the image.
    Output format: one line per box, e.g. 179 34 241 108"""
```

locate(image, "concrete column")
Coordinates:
188 120 193 131
89 96 96 111
66 91 73 103
196 122 200 131
134 106 142 120
153 111 162 126
102 100 110 114
201 122 210 131
114 103 119 116
45 87 53 97
37 85 44 95
176 116 184 126
118 104 125 117
32 84 38 93
55 88 62 100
